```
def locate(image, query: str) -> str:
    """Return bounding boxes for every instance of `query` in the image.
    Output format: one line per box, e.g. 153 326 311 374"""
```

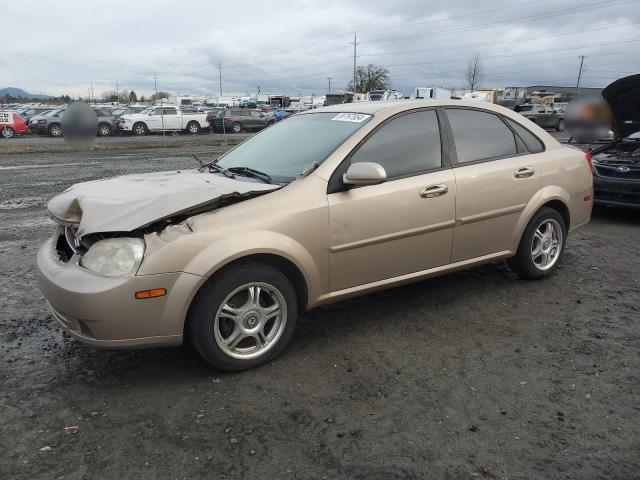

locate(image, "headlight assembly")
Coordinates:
79 237 145 276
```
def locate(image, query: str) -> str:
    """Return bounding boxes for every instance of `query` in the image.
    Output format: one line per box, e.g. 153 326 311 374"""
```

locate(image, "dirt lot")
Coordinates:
0 139 638 480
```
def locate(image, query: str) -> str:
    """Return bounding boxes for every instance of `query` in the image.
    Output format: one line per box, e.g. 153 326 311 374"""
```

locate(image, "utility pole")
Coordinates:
352 32 358 93
116 81 119 102
575 55 586 96
154 73 158 100
327 76 332 93
218 59 223 97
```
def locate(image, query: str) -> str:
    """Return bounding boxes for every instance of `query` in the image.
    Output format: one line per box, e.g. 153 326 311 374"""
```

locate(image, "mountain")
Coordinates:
0 87 54 99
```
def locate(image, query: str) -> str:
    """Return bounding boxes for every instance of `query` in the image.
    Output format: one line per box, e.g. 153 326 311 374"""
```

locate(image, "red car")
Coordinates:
0 111 29 138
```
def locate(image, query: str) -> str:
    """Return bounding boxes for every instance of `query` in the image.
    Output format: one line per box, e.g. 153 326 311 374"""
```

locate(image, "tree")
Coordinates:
150 91 170 101
347 64 391 93
466 54 484 92
129 90 138 102
101 90 119 102
139 94 146 102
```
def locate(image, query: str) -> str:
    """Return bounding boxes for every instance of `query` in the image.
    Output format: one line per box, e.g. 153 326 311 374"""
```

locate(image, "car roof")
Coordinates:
300 99 518 116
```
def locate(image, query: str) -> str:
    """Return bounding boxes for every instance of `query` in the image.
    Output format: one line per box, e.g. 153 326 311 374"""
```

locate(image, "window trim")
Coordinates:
441 106 546 168
327 107 451 194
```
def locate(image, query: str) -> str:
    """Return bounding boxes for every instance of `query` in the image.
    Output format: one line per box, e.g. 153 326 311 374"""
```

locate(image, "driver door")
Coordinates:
327 109 456 292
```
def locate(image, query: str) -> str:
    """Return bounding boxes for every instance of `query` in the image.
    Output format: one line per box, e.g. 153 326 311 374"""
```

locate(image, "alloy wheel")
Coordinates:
2 128 14 138
214 283 287 360
531 219 562 271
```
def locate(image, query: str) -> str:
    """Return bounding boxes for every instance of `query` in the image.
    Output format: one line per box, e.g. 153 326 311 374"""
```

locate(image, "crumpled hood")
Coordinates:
601 73 640 139
47 170 279 237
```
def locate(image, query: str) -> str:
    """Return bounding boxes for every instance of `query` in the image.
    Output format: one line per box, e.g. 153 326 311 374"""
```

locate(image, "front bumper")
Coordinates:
36 238 204 348
593 175 640 208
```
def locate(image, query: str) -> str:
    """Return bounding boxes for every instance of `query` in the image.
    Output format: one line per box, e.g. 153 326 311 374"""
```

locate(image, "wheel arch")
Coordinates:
511 187 571 252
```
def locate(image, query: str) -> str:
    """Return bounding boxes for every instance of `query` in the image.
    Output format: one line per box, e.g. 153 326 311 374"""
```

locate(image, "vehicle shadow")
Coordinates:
591 205 640 226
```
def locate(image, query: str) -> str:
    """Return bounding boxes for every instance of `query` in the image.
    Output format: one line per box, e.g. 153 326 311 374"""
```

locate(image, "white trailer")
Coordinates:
414 87 451 100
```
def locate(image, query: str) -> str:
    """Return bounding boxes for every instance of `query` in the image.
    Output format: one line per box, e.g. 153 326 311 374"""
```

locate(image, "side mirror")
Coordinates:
343 162 387 186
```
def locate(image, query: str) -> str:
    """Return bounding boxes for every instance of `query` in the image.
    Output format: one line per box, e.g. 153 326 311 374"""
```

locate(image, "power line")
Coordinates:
360 0 637 45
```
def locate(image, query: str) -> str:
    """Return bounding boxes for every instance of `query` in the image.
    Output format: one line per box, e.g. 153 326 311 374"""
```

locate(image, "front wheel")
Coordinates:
188 262 298 371
132 122 148 136
508 207 566 279
231 121 242 133
1 127 15 138
49 124 63 137
556 119 565 131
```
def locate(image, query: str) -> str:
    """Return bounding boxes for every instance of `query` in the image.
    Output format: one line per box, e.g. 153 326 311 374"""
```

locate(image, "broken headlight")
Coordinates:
79 237 145 276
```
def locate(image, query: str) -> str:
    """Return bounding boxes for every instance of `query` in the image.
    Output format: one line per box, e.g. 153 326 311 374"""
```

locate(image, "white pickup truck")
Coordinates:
118 106 209 135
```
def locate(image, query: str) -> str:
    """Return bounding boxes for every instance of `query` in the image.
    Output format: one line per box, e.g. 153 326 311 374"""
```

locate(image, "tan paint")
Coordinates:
37 100 593 347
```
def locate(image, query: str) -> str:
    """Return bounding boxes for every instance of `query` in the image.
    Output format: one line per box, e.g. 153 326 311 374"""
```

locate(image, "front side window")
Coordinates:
216 112 372 183
446 108 518 164
350 110 441 179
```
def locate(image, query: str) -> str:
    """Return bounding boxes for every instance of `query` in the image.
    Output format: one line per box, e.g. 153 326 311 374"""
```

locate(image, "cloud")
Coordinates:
3 0 639 97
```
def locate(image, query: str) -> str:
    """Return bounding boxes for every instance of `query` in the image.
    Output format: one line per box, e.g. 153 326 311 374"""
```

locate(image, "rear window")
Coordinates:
446 108 518 163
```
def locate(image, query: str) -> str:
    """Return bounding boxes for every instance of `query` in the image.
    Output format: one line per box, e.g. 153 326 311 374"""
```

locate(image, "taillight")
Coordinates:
223 115 231 120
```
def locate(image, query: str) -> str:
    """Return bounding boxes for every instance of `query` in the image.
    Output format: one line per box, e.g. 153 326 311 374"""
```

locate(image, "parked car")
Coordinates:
29 107 117 137
118 106 209 135
212 108 275 133
0 111 29 138
590 73 640 208
514 104 564 131
29 108 66 136
16 106 53 122
37 100 593 371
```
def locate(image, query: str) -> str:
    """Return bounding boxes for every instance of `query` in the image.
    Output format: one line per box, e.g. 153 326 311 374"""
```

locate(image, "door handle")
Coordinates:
514 167 535 178
419 184 448 198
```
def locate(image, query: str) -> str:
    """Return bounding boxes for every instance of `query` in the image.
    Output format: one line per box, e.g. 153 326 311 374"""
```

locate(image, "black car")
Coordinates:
590 74 640 209
514 104 564 131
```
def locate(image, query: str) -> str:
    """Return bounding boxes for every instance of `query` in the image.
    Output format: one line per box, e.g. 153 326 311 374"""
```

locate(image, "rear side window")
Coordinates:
446 108 517 164
163 108 177 115
504 117 545 153
350 110 441 179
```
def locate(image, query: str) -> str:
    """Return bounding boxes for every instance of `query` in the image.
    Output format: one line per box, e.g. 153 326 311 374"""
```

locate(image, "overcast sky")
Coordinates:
2 0 639 98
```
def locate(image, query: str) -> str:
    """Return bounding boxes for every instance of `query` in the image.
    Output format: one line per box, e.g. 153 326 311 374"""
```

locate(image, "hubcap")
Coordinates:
531 219 562 271
214 283 287 360
2 128 13 138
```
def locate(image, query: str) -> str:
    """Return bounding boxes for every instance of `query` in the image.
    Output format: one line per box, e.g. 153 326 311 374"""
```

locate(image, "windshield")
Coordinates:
216 112 372 183
44 109 64 117
137 107 153 115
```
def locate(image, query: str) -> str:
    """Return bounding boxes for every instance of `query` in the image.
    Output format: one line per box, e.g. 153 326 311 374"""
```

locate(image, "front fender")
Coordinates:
510 186 570 252
183 230 323 306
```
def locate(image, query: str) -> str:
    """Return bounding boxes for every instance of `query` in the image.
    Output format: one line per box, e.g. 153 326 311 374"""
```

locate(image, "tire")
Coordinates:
97 123 112 137
188 261 298 371
132 122 148 136
186 121 201 135
556 119 565 131
1 127 15 138
231 121 242 133
48 124 63 137
508 207 567 280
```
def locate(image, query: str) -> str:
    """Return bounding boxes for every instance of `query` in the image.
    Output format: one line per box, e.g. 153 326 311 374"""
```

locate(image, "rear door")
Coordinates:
161 107 180 129
328 109 456 291
443 107 542 262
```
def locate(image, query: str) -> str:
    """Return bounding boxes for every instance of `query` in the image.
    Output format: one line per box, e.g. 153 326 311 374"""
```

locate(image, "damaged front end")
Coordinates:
47 169 280 271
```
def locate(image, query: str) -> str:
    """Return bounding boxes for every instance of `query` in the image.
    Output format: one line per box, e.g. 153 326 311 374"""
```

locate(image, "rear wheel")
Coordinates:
97 123 112 137
556 119 565 131
186 121 201 135
1 127 15 138
188 262 298 371
231 121 242 133
49 124 63 137
132 122 148 136
508 207 566 279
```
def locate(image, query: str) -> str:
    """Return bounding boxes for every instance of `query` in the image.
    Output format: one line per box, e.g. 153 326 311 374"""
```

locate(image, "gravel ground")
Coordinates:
0 139 638 480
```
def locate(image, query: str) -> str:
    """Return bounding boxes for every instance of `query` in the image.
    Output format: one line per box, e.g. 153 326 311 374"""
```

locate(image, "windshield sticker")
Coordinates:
331 113 370 123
